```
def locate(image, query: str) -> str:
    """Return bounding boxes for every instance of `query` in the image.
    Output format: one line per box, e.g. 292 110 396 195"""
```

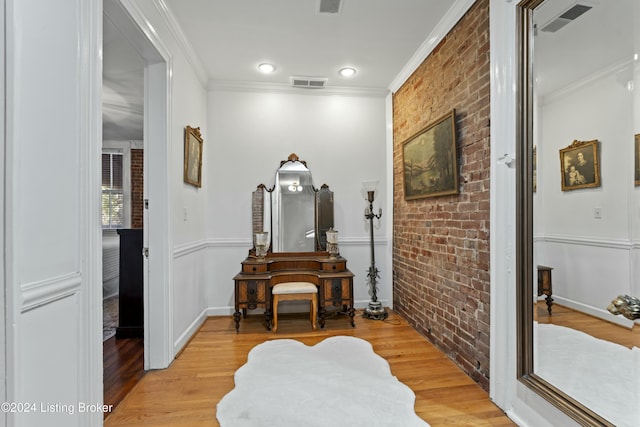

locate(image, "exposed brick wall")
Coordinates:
392 0 491 390
131 149 144 229
252 185 265 236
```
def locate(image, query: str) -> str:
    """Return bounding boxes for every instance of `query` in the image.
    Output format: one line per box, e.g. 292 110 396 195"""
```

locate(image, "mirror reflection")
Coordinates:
523 0 640 425
273 158 316 251
252 153 334 253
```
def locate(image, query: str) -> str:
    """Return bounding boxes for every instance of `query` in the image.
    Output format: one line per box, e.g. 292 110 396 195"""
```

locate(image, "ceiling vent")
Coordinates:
541 3 592 33
290 76 328 89
318 0 342 14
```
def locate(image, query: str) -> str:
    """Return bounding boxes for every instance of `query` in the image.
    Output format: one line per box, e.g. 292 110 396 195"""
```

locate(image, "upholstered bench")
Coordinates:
272 282 318 333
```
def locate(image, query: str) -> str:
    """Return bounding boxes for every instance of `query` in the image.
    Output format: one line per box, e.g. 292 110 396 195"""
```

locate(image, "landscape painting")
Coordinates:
403 110 458 200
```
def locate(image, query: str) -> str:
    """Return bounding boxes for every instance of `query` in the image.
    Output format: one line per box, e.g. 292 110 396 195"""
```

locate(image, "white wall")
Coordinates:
533 64 638 325
5 0 103 426
205 88 390 316
126 0 210 356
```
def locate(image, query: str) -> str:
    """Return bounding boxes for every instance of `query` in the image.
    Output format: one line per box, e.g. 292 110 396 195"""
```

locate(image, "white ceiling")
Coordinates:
103 16 144 141
162 0 454 89
533 0 635 97
102 1 636 141
102 0 457 140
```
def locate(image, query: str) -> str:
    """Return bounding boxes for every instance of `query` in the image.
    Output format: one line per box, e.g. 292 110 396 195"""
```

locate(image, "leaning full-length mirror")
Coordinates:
518 0 639 426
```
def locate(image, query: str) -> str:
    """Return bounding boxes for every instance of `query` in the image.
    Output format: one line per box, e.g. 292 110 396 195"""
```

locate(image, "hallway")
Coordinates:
104 310 514 426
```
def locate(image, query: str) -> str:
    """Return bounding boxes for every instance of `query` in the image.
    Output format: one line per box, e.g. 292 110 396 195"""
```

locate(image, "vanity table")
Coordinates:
233 251 355 331
235 154 354 331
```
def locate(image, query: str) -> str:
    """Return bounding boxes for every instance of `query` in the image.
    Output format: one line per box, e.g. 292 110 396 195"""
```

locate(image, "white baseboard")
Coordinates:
173 308 208 356
551 295 634 329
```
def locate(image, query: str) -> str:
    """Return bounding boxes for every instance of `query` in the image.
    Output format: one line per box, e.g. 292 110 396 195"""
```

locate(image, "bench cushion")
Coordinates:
272 282 317 295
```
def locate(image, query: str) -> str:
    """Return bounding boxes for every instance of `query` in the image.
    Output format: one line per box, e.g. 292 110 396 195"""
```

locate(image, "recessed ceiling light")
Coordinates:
338 67 357 77
258 63 276 73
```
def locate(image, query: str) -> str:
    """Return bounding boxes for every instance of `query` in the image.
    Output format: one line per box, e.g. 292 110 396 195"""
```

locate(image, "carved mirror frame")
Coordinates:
252 153 334 253
516 1 616 425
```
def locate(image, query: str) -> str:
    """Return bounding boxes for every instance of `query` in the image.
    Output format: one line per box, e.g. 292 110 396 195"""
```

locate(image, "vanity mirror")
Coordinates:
252 153 334 253
517 1 639 426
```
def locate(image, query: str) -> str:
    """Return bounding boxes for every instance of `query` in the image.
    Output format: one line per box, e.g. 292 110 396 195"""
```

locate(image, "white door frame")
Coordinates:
104 0 174 369
1 0 6 421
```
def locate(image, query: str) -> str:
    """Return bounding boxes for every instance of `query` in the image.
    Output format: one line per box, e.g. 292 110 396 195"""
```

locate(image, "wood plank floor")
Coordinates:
535 301 640 348
105 310 515 426
103 336 145 417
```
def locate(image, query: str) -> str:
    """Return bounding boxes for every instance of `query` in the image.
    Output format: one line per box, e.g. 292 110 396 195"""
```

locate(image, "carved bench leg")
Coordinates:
272 296 279 333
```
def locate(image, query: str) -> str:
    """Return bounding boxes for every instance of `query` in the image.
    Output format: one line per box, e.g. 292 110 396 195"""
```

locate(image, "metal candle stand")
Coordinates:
362 189 388 320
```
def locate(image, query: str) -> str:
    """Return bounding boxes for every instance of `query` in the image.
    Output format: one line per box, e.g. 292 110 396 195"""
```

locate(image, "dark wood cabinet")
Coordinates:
233 252 354 331
116 229 144 338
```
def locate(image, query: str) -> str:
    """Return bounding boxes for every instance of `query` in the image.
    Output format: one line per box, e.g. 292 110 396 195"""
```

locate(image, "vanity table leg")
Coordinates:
348 306 355 327
318 307 327 328
264 310 272 331
233 311 241 332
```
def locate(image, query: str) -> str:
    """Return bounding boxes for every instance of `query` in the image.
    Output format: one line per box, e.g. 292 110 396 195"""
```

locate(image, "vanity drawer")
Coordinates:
321 260 347 272
242 262 269 273
235 280 268 309
320 278 352 306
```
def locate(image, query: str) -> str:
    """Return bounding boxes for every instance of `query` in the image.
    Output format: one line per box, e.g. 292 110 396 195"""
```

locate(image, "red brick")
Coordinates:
392 0 490 391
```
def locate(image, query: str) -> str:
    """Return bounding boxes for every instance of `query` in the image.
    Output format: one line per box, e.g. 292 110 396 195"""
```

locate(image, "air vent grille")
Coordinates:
541 3 592 33
291 76 328 89
318 0 341 14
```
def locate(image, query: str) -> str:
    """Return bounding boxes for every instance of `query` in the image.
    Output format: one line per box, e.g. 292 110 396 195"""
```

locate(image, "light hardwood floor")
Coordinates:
536 301 640 348
104 310 515 426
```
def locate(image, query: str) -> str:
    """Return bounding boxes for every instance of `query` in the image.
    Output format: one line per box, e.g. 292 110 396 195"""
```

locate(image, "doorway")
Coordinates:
102 0 173 412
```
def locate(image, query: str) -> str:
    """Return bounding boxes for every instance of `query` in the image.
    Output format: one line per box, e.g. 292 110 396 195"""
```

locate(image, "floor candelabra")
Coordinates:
362 182 388 320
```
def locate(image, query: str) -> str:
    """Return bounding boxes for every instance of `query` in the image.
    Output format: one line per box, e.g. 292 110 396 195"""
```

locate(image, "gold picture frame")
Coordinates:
559 139 600 191
402 110 458 200
184 126 203 187
635 134 640 186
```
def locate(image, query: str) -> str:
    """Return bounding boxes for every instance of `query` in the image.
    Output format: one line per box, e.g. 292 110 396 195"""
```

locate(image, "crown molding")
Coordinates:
208 79 389 98
153 0 208 87
388 0 476 93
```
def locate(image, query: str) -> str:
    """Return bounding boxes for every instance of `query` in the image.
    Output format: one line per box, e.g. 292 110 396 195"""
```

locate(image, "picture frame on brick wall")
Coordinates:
184 125 203 188
402 109 458 200
559 139 600 191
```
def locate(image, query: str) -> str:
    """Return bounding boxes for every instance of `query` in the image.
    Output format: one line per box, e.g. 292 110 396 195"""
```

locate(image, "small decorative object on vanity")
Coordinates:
326 227 339 259
362 181 388 321
254 231 269 259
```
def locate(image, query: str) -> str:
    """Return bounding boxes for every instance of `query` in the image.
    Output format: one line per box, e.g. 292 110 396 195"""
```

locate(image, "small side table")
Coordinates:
537 265 553 315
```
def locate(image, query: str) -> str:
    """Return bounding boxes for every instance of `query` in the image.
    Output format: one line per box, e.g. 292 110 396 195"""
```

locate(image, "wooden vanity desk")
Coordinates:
233 251 355 331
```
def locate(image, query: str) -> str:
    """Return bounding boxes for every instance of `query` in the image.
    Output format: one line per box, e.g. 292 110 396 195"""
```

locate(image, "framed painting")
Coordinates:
559 139 600 191
635 134 640 186
184 125 203 187
402 110 458 200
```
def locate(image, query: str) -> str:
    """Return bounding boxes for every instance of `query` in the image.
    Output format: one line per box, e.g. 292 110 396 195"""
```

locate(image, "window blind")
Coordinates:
102 152 124 228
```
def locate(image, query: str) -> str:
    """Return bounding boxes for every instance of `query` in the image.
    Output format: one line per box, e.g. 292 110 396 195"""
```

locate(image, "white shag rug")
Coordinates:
535 323 640 427
216 336 430 427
